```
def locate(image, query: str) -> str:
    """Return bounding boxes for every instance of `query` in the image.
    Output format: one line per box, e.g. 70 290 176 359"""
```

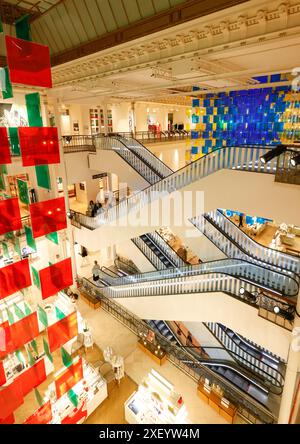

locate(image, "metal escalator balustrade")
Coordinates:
201 209 300 275
73 145 278 230
204 322 285 392
78 277 276 424
191 215 300 296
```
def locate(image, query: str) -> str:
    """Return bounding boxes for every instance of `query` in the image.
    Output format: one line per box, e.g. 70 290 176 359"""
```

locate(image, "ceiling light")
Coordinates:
290 153 300 167
260 145 287 164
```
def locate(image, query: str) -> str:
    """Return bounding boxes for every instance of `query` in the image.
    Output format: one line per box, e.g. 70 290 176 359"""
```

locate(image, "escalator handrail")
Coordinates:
100 266 120 278
114 256 139 274
142 233 180 268
207 209 300 274
154 230 192 265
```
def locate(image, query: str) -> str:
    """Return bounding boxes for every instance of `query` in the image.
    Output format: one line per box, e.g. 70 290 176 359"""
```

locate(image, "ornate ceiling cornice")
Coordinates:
51 1 300 89
0 1 40 24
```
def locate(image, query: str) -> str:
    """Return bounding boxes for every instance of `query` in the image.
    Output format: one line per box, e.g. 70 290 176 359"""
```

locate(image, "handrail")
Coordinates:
78 277 276 424
205 209 300 274
114 256 140 274
73 145 278 230
191 214 300 296
137 232 185 269
132 237 170 271
154 230 191 265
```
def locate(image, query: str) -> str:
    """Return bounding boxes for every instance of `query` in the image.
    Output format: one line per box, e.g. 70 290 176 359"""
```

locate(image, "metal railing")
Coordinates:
72 145 278 230
191 214 299 296
146 231 186 267
61 135 95 153
96 130 191 143
204 322 285 392
132 236 168 271
201 209 300 274
77 277 276 424
275 149 300 185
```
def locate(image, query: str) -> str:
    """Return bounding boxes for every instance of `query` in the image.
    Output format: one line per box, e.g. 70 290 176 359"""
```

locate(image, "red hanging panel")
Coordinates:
5 36 52 88
0 127 12 164
0 197 22 236
0 259 31 300
47 311 78 353
0 313 40 358
0 360 6 386
39 258 73 300
29 197 67 238
61 400 87 424
17 358 46 397
23 400 52 424
55 357 83 399
0 412 15 424
18 127 60 166
0 378 24 420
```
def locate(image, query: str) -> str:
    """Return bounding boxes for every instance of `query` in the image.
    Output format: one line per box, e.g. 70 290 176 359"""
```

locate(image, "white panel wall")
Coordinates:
114 292 291 360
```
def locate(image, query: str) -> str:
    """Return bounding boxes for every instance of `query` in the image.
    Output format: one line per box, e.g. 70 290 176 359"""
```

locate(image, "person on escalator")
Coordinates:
238 213 244 228
92 260 101 283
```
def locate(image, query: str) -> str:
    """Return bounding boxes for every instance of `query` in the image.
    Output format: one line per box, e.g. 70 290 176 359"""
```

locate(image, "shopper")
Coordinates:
92 260 101 283
80 246 89 266
88 200 95 217
238 213 244 228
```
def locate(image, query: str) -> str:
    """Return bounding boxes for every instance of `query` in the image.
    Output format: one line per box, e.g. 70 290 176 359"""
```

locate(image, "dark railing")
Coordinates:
61 135 95 153
275 148 300 185
77 277 276 424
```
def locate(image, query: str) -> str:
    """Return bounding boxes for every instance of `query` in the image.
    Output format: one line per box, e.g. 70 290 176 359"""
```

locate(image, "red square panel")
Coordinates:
39 258 73 300
17 359 46 396
0 313 40 358
0 413 15 424
55 357 83 399
61 400 87 424
0 360 6 386
0 259 31 300
0 198 22 236
29 197 67 238
5 36 52 88
0 378 23 420
23 401 52 424
18 127 60 166
48 311 78 353
0 127 11 165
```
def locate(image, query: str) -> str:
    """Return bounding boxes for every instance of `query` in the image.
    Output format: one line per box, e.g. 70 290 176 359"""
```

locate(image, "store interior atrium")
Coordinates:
1 0 300 426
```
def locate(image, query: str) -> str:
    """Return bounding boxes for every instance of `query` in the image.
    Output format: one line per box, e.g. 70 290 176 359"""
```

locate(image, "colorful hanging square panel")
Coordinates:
18 127 60 166
0 259 31 300
39 258 73 299
47 311 78 353
0 127 11 164
5 36 52 88
0 198 22 235
29 197 67 238
54 357 83 399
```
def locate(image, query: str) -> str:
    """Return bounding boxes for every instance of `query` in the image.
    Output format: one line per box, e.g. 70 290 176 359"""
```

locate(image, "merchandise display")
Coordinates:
125 369 189 424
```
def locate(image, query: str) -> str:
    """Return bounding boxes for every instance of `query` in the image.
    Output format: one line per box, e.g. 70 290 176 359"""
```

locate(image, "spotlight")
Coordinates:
239 287 245 295
239 287 257 303
273 306 280 314
260 145 287 164
290 153 300 167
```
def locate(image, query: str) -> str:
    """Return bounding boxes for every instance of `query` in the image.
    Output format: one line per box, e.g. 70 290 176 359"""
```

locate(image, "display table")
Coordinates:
80 291 101 309
197 382 237 423
138 339 167 366
125 369 188 424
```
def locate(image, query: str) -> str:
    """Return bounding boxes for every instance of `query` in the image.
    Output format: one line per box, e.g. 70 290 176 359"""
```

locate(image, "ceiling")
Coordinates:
5 0 60 13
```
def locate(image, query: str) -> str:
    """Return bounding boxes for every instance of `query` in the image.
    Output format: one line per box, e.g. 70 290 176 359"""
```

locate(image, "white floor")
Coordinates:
77 298 243 424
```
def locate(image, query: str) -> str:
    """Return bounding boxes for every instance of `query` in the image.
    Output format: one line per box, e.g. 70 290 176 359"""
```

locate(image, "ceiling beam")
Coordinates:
50 0 249 67
0 0 40 24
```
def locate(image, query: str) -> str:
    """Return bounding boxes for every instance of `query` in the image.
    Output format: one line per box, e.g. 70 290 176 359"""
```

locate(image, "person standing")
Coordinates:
92 260 101 283
80 246 89 266
238 213 244 228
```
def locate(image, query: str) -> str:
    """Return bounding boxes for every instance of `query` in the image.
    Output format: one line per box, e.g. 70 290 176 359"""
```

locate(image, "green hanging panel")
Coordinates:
34 388 44 407
35 165 51 190
61 347 73 368
32 266 41 289
15 15 32 41
31 339 39 355
0 164 7 174
1 242 9 258
0 174 5 191
8 128 20 155
0 17 3 33
55 306 65 320
26 347 35 366
25 92 43 127
13 302 25 319
16 349 25 365
5 231 14 241
68 389 78 407
24 302 32 316
6 307 14 325
17 178 30 205
25 225 37 252
43 338 53 363
45 231 58 245
1 67 13 99
14 237 21 257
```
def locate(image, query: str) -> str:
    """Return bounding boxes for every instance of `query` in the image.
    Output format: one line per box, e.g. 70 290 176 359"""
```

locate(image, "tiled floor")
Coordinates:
77 298 241 424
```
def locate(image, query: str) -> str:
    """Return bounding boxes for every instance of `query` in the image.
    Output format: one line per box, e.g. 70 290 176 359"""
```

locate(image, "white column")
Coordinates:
102 102 108 135
278 295 300 423
52 99 78 281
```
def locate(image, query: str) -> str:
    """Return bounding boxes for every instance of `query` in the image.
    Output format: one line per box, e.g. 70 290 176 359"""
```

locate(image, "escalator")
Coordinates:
132 231 185 270
146 320 274 404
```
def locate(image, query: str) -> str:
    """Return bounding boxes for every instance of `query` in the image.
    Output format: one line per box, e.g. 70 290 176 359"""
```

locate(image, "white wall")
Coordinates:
115 292 291 360
116 240 156 273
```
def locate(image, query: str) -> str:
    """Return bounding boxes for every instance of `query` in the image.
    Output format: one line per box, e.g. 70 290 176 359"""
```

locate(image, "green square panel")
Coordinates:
15 15 32 41
8 128 20 155
38 305 48 328
45 231 58 245
0 164 8 174
35 165 51 190
2 67 13 100
0 174 5 191
31 266 40 289
14 237 21 257
25 225 37 252
17 178 30 205
25 92 43 127
1 242 9 258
